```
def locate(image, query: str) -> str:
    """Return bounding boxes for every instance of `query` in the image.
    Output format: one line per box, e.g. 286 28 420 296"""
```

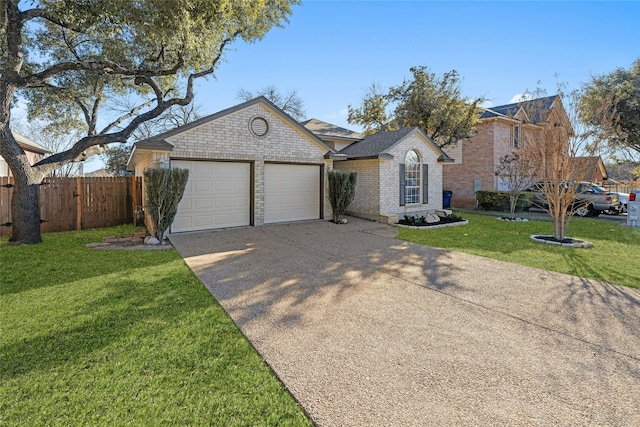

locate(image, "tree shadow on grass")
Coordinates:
0 242 178 296
1 267 209 379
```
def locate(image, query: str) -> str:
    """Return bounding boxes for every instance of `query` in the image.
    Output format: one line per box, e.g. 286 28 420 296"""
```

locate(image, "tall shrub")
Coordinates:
328 170 357 223
143 167 189 242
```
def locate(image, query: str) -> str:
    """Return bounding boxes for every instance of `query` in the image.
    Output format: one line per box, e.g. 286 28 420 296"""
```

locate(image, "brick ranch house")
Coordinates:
127 97 452 233
442 95 574 208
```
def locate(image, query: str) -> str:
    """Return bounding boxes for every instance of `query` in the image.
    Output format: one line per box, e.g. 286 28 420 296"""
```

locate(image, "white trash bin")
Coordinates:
627 201 639 227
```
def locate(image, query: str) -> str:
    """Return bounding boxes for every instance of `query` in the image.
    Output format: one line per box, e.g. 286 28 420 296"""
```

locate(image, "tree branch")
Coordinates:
100 99 155 134
19 56 185 88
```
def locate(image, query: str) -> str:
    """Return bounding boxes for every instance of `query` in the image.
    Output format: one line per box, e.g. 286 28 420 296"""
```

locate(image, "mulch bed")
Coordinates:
397 217 466 227
86 232 174 250
530 234 593 248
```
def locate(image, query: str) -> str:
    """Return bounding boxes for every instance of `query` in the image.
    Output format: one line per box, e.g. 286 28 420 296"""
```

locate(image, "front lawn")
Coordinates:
397 212 640 289
0 226 312 426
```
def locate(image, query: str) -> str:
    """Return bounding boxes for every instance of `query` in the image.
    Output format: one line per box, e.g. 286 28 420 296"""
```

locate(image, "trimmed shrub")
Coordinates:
328 170 357 223
476 190 533 212
144 167 189 241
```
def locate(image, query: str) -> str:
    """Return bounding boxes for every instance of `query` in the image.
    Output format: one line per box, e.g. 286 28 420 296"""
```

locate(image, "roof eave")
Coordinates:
341 153 394 160
438 155 455 163
126 139 173 171
325 152 349 160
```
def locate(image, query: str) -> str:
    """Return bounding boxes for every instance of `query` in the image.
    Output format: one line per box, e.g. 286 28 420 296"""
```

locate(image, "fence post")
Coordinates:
76 176 82 230
131 176 137 224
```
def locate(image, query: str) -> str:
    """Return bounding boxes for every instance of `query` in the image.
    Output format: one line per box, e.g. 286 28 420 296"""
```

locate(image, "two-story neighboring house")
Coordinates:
442 95 571 208
0 132 51 177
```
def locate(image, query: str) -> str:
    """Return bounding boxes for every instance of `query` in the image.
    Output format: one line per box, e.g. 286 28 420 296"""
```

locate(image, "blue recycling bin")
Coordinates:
443 190 453 208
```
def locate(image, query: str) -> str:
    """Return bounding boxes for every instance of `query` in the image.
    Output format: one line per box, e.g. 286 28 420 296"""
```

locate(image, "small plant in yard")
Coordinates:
328 169 357 223
144 167 189 242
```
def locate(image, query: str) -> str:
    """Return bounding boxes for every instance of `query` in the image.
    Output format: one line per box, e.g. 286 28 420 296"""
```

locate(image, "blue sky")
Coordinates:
196 0 639 132
19 0 635 172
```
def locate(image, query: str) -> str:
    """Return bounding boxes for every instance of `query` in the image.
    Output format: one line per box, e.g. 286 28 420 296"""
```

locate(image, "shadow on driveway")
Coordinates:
170 217 640 426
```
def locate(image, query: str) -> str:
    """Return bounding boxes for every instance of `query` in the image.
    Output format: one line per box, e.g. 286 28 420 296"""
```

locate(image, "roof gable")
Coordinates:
480 95 559 123
134 96 335 154
570 156 608 180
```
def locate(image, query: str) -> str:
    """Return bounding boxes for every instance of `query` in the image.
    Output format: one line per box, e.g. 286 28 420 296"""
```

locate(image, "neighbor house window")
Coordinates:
511 124 520 148
404 150 421 205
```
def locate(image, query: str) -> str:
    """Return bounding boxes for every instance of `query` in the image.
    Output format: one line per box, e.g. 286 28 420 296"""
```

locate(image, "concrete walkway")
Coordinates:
169 217 640 426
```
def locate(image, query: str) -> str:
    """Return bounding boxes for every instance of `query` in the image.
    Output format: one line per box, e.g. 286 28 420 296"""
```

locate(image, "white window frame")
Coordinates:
404 150 421 205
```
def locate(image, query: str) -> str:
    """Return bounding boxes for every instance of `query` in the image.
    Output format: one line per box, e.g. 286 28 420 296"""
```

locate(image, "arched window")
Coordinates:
404 150 421 205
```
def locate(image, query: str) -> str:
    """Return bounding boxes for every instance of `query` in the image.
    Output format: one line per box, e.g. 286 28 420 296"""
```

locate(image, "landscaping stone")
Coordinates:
425 212 440 223
497 217 529 222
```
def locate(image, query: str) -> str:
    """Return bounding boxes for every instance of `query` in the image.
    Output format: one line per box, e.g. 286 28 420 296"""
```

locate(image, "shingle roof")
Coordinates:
338 127 416 158
300 118 363 140
481 95 558 123
134 138 174 151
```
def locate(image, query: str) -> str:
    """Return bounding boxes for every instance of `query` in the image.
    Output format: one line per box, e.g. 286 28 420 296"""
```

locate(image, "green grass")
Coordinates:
397 212 640 289
0 226 312 426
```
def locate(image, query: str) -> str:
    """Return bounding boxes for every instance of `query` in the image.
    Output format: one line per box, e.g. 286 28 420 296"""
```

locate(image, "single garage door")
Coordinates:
171 160 250 232
264 163 320 224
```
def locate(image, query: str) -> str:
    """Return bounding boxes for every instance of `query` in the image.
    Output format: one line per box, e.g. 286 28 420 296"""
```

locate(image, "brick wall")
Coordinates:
443 120 498 208
141 101 333 226
334 132 444 224
333 159 380 221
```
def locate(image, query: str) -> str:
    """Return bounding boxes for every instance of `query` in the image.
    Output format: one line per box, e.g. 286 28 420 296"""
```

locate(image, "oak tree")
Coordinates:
580 58 640 159
0 0 298 244
348 67 485 149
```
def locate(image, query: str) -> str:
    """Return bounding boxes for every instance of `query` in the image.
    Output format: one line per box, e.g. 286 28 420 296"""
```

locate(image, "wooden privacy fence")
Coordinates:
0 176 143 236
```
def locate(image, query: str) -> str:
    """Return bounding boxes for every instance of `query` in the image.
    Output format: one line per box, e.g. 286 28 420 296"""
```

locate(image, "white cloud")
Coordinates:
480 100 493 108
509 93 533 103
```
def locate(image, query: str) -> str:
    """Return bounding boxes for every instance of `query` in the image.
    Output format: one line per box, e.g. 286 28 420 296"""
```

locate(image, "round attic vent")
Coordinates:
250 117 269 137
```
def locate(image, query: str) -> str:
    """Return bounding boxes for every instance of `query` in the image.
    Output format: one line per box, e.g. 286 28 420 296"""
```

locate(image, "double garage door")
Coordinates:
171 160 320 233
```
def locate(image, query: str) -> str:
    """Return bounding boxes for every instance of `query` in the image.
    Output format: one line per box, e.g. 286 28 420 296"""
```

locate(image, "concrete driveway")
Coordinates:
169 217 640 426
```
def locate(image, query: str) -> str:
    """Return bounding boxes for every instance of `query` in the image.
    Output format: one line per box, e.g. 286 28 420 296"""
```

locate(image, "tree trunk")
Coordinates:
9 177 42 244
553 210 569 241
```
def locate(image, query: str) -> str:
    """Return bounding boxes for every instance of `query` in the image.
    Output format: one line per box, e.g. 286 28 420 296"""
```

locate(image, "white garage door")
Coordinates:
171 160 250 232
264 163 320 224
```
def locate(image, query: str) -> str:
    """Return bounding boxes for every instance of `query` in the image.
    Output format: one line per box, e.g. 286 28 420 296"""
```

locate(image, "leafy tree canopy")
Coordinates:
579 58 640 158
347 66 486 149
1 0 298 244
2 0 298 175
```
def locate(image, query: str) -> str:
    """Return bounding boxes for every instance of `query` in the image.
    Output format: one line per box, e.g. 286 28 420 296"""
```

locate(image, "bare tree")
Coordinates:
519 96 592 241
495 153 535 218
237 85 306 121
